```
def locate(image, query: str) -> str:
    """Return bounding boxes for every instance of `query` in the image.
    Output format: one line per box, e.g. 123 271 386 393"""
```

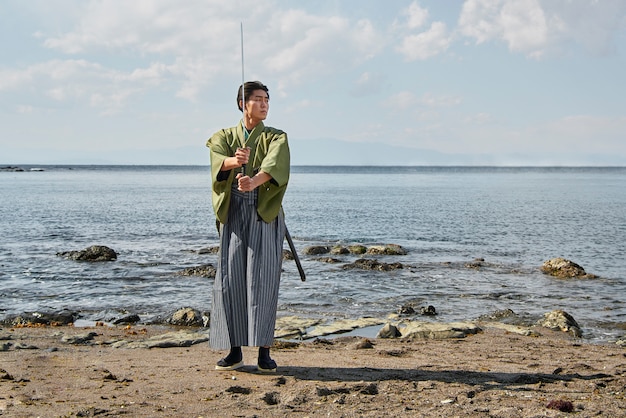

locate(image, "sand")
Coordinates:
1 324 625 417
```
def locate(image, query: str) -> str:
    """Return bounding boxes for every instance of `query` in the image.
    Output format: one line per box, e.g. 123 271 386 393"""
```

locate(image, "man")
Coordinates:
206 81 290 373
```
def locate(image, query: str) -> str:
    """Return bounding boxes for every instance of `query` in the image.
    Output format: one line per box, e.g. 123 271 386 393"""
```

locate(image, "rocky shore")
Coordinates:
1 322 625 417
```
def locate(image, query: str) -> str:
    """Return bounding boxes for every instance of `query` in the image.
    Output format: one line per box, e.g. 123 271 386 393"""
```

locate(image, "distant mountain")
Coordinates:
3 139 624 166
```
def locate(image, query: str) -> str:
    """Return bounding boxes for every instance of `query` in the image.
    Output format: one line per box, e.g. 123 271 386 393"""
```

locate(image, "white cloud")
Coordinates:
405 1 429 29
350 72 385 97
458 0 548 57
419 93 462 107
382 91 418 110
458 0 626 57
397 21 451 61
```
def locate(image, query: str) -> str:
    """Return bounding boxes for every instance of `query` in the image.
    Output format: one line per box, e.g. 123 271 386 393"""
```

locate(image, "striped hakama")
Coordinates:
209 184 285 350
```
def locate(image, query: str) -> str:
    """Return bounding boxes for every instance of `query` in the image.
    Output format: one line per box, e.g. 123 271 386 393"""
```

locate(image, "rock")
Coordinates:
342 258 403 271
177 264 216 278
377 323 402 339
397 321 481 340
166 307 206 327
0 166 25 172
302 245 331 255
353 338 374 349
112 314 141 325
62 331 99 345
274 316 323 339
465 258 485 269
420 305 437 316
540 257 597 279
478 321 541 337
366 244 407 255
14 343 39 350
398 305 415 315
197 246 219 254
330 246 349 255
111 330 208 349
57 245 118 262
347 245 367 255
314 257 342 263
537 310 582 337
283 249 294 260
306 317 385 339
2 310 79 326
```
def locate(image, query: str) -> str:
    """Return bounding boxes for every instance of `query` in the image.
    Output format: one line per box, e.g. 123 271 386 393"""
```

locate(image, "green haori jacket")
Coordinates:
206 121 290 224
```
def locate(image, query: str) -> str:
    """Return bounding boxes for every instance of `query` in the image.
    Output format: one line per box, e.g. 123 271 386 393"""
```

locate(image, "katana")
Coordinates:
239 22 305 282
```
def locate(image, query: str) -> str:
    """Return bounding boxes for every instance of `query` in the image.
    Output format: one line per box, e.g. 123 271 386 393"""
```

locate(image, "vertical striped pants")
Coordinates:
209 185 285 350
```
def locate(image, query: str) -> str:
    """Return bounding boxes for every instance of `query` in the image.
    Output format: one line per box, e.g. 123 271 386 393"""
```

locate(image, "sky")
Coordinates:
1 0 625 166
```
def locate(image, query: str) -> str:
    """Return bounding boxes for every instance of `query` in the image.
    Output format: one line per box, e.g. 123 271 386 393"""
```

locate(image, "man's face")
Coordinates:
245 89 269 121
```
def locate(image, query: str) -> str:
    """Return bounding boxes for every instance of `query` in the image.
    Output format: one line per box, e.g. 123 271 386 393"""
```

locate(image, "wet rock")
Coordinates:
283 249 294 260
540 257 597 279
420 305 437 316
2 310 79 326
538 310 582 337
330 246 349 255
112 314 141 325
197 246 219 254
57 245 118 262
398 305 415 315
366 244 407 255
314 257 342 263
0 342 12 351
166 307 206 327
478 308 517 321
302 245 331 255
177 264 216 278
465 258 485 269
347 245 367 255
342 258 403 271
377 323 402 339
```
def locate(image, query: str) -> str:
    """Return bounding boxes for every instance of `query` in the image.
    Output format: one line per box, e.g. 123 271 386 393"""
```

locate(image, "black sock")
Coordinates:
258 346 271 361
225 346 242 363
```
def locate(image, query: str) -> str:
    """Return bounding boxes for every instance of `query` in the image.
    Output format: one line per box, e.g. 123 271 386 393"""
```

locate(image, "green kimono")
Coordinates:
206 121 290 223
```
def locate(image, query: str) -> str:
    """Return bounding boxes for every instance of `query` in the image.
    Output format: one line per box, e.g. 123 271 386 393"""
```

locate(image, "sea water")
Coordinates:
1 166 624 343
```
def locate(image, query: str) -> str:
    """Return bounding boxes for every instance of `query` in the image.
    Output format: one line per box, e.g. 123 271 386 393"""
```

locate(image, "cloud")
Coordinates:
405 1 429 29
397 21 451 61
265 12 383 92
458 0 626 57
350 72 385 97
382 91 418 110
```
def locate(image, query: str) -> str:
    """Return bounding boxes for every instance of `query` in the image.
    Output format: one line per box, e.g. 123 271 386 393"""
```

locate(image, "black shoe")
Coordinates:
257 357 277 373
257 347 277 373
215 358 244 371
215 347 243 371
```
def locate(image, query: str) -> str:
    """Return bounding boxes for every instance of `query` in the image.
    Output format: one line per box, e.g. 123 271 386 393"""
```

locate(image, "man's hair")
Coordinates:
237 81 269 112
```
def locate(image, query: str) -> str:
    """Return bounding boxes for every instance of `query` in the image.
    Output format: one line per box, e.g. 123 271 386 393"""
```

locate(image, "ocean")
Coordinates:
1 165 625 343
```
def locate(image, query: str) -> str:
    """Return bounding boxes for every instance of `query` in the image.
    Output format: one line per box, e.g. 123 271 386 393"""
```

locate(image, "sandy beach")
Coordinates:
1 324 625 417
